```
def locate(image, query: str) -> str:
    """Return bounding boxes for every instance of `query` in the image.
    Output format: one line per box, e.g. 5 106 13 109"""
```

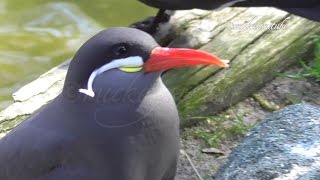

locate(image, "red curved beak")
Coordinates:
144 47 229 72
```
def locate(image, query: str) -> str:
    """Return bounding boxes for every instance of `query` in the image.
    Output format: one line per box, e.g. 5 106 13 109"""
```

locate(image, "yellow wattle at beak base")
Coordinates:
119 66 143 73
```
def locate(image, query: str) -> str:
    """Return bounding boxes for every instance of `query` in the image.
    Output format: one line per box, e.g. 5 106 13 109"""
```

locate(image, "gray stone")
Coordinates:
298 169 320 180
215 103 320 180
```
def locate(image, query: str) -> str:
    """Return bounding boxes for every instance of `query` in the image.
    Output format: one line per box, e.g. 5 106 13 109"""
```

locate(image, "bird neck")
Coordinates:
61 71 164 105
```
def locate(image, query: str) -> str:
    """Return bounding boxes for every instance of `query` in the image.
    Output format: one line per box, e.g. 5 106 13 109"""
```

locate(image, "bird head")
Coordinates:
63 27 228 99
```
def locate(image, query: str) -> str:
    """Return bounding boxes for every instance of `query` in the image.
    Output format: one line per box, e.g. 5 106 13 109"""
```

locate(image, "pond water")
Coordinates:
0 0 156 110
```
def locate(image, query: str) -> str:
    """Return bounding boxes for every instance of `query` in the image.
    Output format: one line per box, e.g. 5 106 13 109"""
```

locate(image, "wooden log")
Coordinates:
160 8 320 122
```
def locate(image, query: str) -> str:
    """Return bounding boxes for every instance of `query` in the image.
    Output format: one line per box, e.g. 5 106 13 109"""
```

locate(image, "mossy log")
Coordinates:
159 8 320 121
0 7 319 135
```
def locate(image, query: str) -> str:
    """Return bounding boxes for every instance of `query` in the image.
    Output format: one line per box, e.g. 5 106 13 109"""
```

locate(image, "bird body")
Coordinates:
0 74 179 180
236 0 320 21
0 27 228 180
139 0 246 10
137 0 319 33
280 7 320 21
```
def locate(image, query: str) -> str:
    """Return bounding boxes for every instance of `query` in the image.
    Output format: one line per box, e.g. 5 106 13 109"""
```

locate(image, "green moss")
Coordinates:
252 93 280 111
277 35 320 81
300 36 320 80
177 18 320 124
203 175 214 180
0 115 29 135
183 112 254 148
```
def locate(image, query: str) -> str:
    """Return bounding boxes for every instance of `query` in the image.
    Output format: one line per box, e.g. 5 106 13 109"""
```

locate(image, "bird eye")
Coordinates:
114 45 128 56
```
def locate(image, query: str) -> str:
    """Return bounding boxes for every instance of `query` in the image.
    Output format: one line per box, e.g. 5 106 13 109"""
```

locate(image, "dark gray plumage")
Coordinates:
0 27 228 180
139 0 245 10
136 0 319 33
0 28 179 180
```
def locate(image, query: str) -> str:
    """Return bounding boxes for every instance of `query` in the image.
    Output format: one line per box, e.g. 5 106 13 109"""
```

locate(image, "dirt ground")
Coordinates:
176 65 320 179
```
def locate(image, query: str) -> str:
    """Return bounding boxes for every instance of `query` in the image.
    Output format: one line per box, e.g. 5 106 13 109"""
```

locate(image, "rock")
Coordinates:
215 103 320 180
297 169 320 180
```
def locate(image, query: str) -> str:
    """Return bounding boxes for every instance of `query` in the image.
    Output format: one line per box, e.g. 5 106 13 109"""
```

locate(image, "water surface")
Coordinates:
0 0 156 110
